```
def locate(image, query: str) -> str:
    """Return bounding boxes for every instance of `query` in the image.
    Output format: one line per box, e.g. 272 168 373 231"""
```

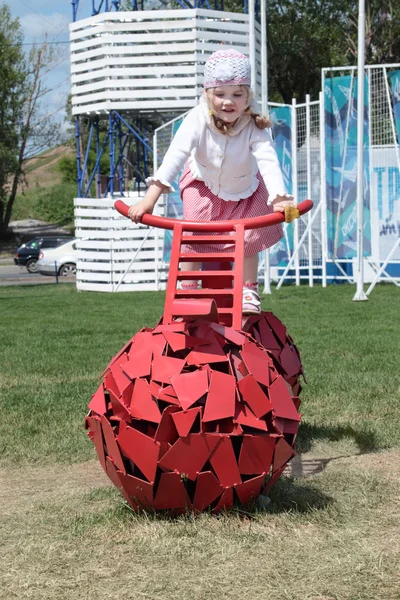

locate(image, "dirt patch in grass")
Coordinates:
0 460 109 517
1 450 399 600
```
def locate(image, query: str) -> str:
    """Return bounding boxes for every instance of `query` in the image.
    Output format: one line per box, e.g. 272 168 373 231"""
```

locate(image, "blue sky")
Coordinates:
10 0 95 137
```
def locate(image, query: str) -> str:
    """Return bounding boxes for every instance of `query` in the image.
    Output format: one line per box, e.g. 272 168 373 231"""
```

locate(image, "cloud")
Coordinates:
20 12 70 40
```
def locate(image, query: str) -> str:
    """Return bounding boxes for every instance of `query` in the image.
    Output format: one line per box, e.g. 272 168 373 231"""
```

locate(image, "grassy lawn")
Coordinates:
1 284 399 599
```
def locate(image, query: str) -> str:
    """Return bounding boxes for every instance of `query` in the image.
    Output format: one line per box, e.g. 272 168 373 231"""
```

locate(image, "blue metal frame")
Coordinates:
71 0 239 21
75 111 154 198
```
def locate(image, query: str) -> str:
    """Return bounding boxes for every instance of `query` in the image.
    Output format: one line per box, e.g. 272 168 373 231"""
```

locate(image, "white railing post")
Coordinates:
319 90 327 287
291 98 300 285
306 94 313 286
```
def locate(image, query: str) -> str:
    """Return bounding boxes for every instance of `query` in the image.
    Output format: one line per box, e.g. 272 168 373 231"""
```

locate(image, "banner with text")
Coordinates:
324 74 371 258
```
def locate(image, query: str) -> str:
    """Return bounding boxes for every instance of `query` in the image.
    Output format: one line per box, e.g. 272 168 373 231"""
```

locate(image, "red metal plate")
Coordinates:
105 456 123 491
238 435 275 475
203 371 236 422
213 487 234 513
101 415 126 474
117 471 153 509
264 313 288 345
110 358 131 395
240 341 272 388
279 343 302 378
121 349 152 380
185 336 229 365
257 317 281 350
273 438 295 472
193 471 223 512
235 473 265 505
237 374 273 418
104 371 120 402
158 434 214 480
151 355 186 384
130 378 162 423
209 322 247 346
274 417 300 435
88 384 107 416
268 375 300 421
153 322 189 334
170 369 209 410
171 407 201 437
262 464 286 494
117 425 159 483
86 416 106 472
209 437 242 487
234 403 268 431
153 472 190 510
154 405 180 443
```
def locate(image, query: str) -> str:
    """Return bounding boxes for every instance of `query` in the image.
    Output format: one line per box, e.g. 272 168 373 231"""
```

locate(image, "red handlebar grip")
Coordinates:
114 199 313 232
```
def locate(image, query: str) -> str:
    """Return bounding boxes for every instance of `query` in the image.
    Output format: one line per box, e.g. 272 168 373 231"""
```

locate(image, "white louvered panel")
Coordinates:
75 229 161 239
73 99 196 113
74 194 166 293
77 250 162 261
76 282 162 292
76 270 163 283
77 260 164 272
70 43 197 67
77 239 164 251
70 8 258 115
71 87 197 107
72 77 198 92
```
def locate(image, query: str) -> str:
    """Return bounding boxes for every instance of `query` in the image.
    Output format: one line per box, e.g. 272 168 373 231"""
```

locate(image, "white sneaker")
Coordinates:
242 288 261 315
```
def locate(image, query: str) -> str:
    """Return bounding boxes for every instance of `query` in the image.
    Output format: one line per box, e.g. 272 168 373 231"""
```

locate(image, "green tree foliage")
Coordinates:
0 3 27 237
0 2 63 239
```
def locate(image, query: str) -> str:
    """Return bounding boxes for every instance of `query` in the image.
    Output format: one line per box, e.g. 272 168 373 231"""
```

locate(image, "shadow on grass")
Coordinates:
296 422 380 454
263 476 333 514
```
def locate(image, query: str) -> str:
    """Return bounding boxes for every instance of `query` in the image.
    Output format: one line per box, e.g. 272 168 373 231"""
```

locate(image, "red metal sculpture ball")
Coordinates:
85 312 303 513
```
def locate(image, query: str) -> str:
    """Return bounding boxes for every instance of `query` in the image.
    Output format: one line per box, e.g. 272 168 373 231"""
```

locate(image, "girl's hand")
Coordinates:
272 195 296 213
128 197 156 223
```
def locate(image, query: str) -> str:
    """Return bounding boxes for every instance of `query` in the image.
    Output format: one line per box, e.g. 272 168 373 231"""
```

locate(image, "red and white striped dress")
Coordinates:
179 163 283 257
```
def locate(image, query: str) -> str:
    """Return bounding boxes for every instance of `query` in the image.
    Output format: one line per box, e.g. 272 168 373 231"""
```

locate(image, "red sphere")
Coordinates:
85 312 304 513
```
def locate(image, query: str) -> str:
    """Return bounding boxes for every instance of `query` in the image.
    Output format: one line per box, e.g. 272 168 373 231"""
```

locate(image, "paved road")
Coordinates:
0 263 75 286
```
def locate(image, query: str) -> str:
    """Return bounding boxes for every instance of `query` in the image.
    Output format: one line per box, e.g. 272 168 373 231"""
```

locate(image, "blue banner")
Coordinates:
389 70 400 143
269 106 293 266
324 74 371 258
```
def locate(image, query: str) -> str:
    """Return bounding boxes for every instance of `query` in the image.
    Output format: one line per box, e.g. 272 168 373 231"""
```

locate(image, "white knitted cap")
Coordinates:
203 49 251 89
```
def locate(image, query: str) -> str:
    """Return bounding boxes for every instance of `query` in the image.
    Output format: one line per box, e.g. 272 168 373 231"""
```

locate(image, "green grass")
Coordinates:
1 284 399 466
1 283 400 599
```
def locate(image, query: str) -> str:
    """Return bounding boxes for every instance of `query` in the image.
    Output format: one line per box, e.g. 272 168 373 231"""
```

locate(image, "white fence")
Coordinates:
74 193 167 292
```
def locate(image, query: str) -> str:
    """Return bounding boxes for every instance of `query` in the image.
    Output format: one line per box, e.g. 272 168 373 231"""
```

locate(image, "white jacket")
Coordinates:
146 99 292 204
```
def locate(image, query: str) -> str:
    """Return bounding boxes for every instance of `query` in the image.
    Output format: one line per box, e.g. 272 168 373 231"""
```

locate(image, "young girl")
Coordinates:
128 48 295 314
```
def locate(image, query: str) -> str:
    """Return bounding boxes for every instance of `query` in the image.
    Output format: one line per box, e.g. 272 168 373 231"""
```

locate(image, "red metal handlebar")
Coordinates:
114 199 313 232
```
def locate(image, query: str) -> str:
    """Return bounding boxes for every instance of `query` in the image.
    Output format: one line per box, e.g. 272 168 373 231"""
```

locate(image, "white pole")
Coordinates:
292 98 300 285
319 90 328 287
306 94 313 286
353 0 368 301
249 0 256 92
260 0 271 294
261 0 268 109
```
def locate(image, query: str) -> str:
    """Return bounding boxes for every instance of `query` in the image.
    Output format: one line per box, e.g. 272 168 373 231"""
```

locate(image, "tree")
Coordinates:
0 3 26 238
0 2 63 239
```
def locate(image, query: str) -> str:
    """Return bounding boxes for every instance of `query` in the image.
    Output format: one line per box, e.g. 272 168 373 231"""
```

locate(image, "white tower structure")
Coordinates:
70 1 264 292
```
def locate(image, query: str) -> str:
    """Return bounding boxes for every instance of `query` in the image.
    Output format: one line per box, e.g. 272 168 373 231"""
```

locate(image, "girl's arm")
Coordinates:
128 182 167 223
128 108 201 223
250 128 295 211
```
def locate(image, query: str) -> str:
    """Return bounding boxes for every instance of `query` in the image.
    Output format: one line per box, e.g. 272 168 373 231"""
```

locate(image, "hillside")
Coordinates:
22 145 74 192
11 145 76 225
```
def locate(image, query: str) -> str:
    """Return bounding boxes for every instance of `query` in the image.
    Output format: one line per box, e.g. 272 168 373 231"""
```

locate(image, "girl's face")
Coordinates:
207 85 249 124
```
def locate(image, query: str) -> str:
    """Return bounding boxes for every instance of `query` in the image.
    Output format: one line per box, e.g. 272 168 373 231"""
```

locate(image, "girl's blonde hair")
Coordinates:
205 86 271 135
